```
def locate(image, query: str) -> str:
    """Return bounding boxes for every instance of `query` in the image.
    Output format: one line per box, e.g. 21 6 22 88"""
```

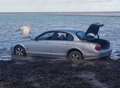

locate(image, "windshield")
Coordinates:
76 31 85 40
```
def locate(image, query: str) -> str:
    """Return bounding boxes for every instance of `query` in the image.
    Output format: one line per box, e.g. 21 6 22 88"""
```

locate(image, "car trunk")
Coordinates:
85 23 110 49
85 23 104 36
89 39 110 49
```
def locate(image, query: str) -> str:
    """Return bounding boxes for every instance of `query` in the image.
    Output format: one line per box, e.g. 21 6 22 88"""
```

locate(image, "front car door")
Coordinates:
30 31 56 56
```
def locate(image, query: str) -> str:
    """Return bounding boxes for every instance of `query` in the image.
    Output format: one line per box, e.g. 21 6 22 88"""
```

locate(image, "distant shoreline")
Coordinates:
0 12 120 16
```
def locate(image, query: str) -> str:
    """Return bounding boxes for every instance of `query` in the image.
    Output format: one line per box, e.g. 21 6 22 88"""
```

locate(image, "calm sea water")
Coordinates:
0 13 120 59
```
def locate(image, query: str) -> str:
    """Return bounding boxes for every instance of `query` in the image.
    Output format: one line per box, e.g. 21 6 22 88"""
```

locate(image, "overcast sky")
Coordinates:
0 0 119 12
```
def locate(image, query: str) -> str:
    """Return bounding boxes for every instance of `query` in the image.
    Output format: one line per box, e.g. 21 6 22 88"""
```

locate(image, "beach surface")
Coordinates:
0 57 120 88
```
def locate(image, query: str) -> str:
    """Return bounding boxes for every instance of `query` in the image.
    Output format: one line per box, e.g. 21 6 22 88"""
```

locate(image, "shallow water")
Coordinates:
0 13 120 60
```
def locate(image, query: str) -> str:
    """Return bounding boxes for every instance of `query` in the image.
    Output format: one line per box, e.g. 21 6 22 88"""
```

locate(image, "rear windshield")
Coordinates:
76 31 85 40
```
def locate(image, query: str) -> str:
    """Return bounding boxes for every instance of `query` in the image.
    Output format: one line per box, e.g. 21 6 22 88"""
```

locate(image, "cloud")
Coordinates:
0 0 119 12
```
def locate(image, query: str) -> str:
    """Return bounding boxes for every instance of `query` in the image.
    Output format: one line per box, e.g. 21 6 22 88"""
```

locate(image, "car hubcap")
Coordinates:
15 47 24 56
71 53 82 64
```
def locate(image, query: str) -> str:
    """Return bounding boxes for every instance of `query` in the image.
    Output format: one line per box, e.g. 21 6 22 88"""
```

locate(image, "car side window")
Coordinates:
35 31 74 41
76 31 85 40
54 32 74 41
36 32 55 40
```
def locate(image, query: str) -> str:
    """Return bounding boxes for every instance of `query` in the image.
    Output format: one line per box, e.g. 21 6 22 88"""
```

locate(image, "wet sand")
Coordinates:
0 57 120 88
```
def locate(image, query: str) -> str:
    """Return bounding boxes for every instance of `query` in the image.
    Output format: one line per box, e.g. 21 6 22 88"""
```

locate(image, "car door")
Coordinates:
30 31 56 55
44 31 74 57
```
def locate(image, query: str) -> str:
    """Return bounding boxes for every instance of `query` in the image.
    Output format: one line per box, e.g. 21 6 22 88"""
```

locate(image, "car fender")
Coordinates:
11 43 27 53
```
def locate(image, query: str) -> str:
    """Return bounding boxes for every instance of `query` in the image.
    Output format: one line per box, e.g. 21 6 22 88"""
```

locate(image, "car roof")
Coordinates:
46 29 85 34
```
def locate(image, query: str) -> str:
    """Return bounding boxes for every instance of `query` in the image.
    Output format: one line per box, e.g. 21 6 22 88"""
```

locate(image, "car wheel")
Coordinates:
68 50 83 64
14 45 27 57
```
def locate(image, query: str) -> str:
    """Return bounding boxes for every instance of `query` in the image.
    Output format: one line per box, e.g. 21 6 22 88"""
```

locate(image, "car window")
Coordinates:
76 31 85 40
35 31 74 41
54 32 74 41
36 32 55 40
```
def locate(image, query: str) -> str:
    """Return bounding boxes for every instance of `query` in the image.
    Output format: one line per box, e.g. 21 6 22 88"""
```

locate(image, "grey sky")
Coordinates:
0 0 119 12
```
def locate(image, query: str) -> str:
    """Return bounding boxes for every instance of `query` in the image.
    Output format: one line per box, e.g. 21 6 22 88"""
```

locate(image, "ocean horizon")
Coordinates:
0 12 120 16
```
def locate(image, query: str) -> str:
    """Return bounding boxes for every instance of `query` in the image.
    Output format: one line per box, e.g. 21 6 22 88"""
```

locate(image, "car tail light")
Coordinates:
95 44 101 51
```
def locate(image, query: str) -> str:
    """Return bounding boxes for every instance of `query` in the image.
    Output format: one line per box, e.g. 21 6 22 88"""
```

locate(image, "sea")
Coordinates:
0 13 120 60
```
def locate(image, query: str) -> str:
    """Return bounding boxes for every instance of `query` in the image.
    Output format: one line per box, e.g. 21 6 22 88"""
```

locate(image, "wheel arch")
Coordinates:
13 44 27 56
11 44 20 52
12 44 26 53
67 48 83 58
14 44 26 49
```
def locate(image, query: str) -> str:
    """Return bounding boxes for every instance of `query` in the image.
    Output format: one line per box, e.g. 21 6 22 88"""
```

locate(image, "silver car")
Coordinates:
11 24 112 64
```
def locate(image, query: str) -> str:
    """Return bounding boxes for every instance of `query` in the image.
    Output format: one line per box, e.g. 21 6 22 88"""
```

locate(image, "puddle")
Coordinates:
0 47 12 61
0 55 12 61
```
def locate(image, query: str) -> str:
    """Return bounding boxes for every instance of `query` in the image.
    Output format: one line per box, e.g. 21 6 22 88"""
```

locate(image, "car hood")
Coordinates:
20 39 36 44
11 39 35 48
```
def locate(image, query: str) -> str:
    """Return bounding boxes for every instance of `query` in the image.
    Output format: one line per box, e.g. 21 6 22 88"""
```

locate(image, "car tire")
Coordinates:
68 50 83 64
13 45 27 57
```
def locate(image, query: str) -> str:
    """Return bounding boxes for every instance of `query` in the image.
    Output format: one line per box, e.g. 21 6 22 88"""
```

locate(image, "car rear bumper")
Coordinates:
84 49 112 60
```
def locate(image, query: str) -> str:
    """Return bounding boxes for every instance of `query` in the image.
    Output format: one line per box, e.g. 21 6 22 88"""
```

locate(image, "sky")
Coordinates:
0 0 120 12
